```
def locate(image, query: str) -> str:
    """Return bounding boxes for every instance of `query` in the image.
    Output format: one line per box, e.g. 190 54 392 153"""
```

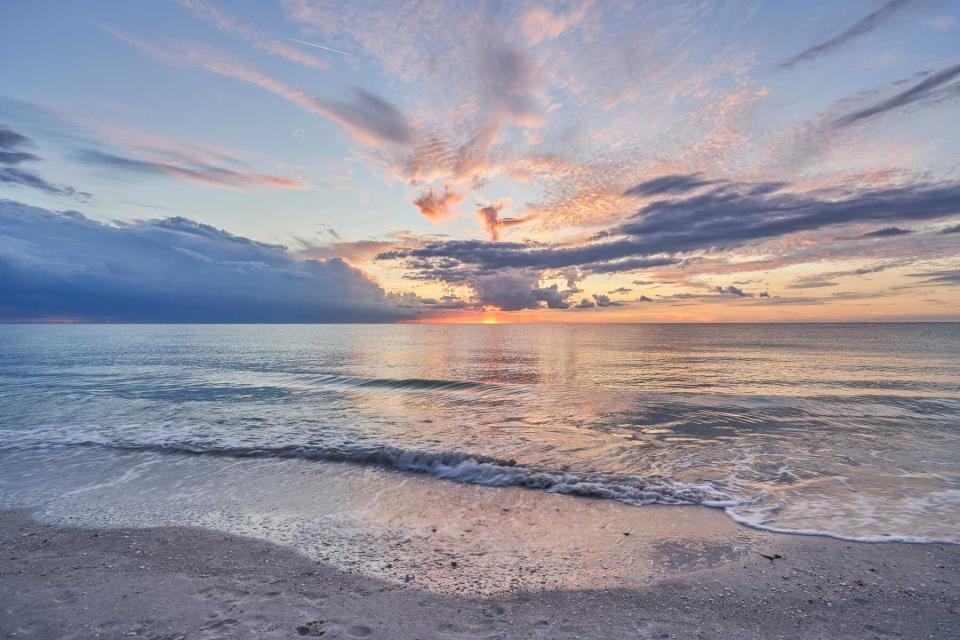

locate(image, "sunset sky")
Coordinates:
2 0 959 322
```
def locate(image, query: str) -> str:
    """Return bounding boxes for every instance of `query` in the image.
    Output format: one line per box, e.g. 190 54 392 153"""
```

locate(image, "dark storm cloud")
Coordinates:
780 0 919 69
0 125 90 200
831 63 960 128
0 199 414 322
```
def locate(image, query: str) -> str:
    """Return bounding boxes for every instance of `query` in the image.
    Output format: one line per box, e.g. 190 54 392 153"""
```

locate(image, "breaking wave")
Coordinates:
67 440 743 508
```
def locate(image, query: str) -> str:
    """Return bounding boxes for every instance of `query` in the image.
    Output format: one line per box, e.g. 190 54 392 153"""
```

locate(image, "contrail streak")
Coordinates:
278 36 351 56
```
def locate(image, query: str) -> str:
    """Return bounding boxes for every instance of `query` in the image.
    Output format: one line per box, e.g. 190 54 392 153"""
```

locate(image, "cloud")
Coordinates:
780 0 919 69
942 224 960 234
0 125 90 200
574 297 595 309
176 0 330 69
326 89 413 145
521 5 588 45
384 177 960 282
414 186 466 221
908 268 960 285
609 178 960 257
786 259 912 290
608 287 632 294
0 125 40 165
0 199 413 322
591 294 623 307
476 200 535 240
377 174 960 313
394 40 544 217
418 294 470 310
787 278 839 290
75 149 309 190
295 239 399 264
99 24 411 146
477 42 542 129
623 173 717 197
716 285 750 297
469 269 572 310
856 226 914 238
637 295 653 302
378 238 679 274
831 63 960 128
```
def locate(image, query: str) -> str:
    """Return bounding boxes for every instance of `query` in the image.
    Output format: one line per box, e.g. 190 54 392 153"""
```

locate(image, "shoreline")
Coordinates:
2 508 958 639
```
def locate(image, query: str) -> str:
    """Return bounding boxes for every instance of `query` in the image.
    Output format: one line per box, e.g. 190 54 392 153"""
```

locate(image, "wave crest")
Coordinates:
84 441 741 508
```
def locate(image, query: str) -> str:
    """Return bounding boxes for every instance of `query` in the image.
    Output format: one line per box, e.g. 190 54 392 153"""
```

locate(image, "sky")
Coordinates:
1 0 959 323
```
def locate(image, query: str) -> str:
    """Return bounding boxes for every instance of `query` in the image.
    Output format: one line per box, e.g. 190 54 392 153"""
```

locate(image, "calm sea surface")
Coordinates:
1 323 959 543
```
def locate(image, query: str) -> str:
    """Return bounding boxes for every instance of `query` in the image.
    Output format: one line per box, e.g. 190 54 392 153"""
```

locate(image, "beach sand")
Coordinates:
2 508 958 640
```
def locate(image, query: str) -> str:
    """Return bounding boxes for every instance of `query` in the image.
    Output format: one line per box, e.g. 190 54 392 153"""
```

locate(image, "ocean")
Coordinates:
1 323 959 589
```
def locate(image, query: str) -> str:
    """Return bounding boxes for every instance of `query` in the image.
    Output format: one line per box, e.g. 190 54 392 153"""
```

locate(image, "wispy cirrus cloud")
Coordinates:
780 0 920 69
831 63 960 128
75 149 309 190
176 0 331 69
97 23 412 147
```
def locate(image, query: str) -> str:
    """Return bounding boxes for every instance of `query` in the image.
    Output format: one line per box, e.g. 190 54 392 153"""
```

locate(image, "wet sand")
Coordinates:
2 508 958 640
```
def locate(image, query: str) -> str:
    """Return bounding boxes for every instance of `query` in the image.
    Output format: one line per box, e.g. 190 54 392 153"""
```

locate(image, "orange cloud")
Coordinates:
476 200 537 240
414 186 466 221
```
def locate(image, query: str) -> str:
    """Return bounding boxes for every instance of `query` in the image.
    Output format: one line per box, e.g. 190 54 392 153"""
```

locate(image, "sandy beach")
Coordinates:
2 508 958 640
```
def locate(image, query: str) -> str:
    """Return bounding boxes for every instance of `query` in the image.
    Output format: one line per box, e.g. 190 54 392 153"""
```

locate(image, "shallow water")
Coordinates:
1 323 959 544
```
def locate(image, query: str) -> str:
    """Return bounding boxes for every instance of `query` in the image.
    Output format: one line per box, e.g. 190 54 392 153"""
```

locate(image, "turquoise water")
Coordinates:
1 323 959 542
